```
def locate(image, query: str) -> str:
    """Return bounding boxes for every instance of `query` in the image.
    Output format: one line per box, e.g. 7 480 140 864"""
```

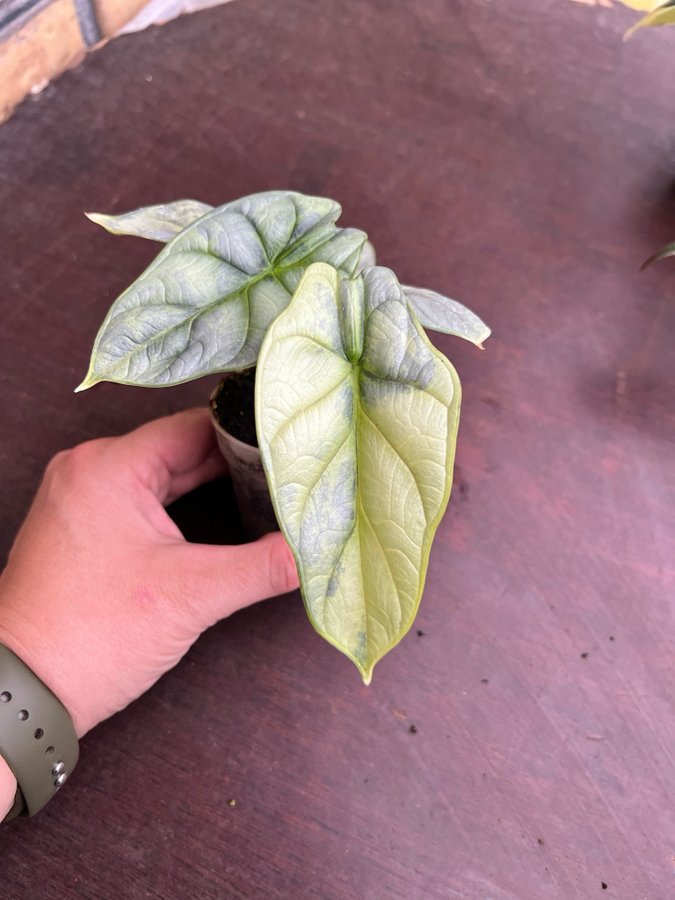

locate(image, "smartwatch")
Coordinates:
0 644 79 823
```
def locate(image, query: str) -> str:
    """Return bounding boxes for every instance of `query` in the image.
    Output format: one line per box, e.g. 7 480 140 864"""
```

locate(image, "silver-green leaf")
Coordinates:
86 200 214 242
356 240 377 272
403 285 491 348
256 263 461 684
77 192 367 389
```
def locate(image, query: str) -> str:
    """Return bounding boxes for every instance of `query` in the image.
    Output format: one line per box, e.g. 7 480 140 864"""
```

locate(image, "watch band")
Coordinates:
0 644 79 823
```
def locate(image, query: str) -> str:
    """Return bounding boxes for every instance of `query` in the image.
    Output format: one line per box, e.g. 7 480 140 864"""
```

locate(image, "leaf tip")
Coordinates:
640 243 675 271
476 326 492 349
639 251 665 271
74 374 97 392
85 211 116 233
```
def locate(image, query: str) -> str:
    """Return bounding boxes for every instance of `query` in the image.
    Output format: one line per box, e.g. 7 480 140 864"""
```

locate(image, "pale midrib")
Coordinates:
295 367 432 669
352 368 370 667
353 377 407 663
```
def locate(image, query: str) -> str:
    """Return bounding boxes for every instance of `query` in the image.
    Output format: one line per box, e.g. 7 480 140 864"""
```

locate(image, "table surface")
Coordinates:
1 1 674 897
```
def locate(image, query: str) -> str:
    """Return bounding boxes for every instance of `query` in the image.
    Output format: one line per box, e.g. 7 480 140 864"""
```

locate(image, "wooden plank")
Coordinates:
0 0 673 896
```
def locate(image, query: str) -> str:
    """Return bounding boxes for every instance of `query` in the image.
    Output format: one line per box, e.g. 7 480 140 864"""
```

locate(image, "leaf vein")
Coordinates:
269 372 351 447
357 493 403 630
358 405 428 527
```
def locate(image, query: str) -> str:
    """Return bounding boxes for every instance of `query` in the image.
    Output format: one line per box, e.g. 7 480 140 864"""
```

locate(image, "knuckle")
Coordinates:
45 448 70 475
64 438 109 469
42 438 116 507
47 438 112 484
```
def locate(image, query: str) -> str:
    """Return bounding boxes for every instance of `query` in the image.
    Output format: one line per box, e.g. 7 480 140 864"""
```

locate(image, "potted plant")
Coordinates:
77 191 490 683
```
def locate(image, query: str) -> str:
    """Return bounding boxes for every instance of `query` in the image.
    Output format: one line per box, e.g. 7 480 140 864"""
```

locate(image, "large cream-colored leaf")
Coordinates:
77 192 367 390
256 263 461 683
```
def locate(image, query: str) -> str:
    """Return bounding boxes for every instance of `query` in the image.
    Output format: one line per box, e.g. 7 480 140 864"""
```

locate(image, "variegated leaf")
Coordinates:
86 200 214 242
403 286 491 348
77 192 367 389
256 263 461 683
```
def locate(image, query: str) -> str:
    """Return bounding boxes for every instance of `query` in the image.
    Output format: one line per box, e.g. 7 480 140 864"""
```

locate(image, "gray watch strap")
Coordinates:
0 644 79 823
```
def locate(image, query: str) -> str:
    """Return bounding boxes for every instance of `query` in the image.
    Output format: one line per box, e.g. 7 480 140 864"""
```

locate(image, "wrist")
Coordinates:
0 754 17 820
0 607 88 738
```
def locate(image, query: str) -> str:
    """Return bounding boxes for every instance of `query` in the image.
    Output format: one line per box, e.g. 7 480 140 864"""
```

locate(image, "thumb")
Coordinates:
159 532 299 630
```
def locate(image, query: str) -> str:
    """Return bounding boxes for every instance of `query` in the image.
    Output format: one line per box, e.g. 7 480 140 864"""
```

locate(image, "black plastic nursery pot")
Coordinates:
209 369 278 540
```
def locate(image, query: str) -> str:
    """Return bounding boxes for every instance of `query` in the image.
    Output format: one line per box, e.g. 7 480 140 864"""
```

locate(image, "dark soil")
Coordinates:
212 369 258 447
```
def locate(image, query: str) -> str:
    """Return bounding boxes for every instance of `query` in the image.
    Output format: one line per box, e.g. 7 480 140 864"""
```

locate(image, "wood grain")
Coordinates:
0 1 674 897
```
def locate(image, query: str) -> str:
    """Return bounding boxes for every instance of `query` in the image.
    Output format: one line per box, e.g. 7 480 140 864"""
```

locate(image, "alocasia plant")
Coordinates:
78 190 490 683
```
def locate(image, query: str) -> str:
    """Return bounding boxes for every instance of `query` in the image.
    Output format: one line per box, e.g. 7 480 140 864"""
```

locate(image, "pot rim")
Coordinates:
209 379 261 457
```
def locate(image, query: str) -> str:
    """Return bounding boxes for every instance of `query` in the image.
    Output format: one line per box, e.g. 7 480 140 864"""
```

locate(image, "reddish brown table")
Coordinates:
1 1 674 897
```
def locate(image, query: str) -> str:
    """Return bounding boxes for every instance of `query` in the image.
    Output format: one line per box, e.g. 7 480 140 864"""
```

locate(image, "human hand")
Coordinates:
0 409 298 814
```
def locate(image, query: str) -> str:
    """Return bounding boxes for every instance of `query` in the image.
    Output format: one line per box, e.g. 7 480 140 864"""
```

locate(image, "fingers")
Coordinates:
113 408 228 503
163 448 225 506
156 532 299 630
